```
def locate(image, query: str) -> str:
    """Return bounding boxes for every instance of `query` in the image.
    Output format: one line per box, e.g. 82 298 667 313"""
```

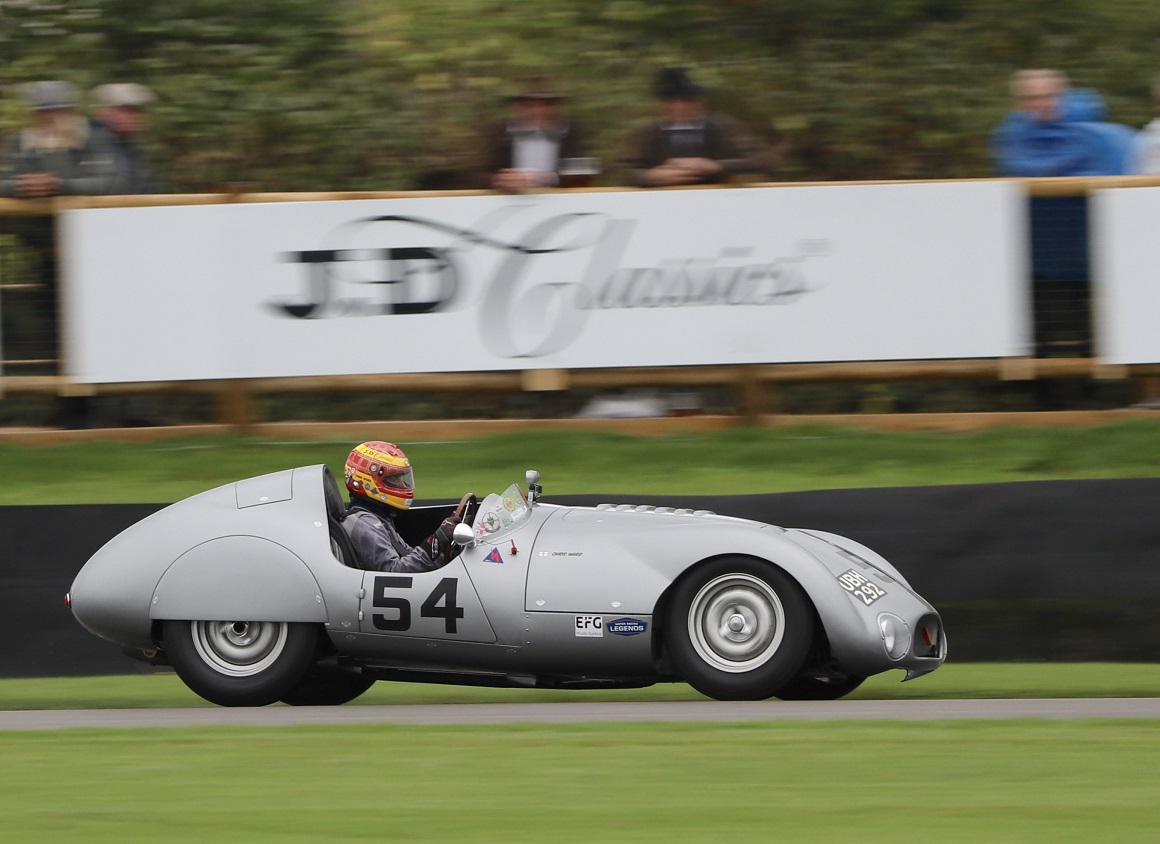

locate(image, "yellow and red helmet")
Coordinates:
344 441 415 510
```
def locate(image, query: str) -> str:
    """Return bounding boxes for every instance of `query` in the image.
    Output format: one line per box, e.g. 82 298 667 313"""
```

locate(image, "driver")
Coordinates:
342 441 473 572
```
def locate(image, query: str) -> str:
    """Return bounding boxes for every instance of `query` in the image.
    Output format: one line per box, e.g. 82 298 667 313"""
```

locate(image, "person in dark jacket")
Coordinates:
1 81 120 427
481 76 591 191
0 80 119 198
621 67 765 187
342 441 473 573
90 82 157 194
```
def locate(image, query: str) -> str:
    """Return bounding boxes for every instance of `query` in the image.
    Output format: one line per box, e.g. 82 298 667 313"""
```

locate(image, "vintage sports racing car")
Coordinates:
68 466 945 706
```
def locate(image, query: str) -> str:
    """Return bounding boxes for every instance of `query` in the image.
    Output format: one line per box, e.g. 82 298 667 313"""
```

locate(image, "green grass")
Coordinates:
3 663 1160 711
1 719 1158 842
4 420 1160 503
2 668 1158 842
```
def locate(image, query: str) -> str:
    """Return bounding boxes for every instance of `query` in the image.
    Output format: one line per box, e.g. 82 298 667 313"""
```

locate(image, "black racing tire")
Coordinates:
666 557 813 701
280 671 376 706
163 619 319 707
774 674 866 701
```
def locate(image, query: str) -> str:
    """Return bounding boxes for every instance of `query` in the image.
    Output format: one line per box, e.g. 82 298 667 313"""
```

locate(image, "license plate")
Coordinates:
837 569 888 606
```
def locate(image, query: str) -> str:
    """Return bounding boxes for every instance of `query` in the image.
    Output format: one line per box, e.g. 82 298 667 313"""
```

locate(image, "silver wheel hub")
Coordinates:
688 573 786 673
725 613 749 635
191 620 289 678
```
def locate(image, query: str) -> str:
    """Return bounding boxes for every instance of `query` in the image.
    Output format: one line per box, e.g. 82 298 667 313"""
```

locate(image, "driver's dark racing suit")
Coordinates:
343 500 457 573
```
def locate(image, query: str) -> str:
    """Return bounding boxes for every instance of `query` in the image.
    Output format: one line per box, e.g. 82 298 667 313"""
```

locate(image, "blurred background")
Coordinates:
2 0 1159 427
4 0 1158 191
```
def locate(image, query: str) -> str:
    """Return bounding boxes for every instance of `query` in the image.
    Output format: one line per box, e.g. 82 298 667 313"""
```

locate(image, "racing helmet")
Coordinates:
344 441 415 510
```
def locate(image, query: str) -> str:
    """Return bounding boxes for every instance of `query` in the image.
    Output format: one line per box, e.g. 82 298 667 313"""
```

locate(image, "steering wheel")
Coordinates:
456 492 477 526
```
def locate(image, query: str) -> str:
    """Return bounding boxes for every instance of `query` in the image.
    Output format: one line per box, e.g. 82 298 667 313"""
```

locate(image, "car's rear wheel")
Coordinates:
163 619 318 707
279 671 376 706
667 557 812 701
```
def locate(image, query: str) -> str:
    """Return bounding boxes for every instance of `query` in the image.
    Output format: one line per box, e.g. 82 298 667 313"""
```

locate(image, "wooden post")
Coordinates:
735 366 765 423
57 378 97 398
1130 373 1160 406
521 369 569 392
217 380 257 432
998 357 1036 381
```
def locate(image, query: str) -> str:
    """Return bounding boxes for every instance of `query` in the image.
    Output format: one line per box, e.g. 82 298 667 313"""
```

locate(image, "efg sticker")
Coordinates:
574 615 603 637
483 547 504 564
606 617 648 636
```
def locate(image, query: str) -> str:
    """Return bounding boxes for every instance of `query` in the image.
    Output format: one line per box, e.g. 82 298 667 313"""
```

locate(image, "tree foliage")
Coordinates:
3 0 1160 191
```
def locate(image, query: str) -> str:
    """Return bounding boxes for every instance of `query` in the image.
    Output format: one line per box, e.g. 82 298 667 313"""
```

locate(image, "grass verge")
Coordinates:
1 719 1158 842
3 420 1160 504
3 664 1159 842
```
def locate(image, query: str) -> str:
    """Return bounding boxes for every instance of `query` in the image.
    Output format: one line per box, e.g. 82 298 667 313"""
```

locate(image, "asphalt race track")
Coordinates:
2 698 1159 731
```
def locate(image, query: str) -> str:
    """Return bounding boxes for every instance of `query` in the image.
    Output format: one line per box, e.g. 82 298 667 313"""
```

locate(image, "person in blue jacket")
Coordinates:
992 69 1136 177
991 69 1135 362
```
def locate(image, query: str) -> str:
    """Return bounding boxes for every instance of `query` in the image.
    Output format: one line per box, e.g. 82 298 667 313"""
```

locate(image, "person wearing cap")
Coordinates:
481 76 589 191
620 67 765 188
90 82 157 194
0 80 119 198
0 81 121 428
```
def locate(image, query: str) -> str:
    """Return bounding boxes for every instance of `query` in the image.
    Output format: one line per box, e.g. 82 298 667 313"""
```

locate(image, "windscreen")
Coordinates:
472 483 531 541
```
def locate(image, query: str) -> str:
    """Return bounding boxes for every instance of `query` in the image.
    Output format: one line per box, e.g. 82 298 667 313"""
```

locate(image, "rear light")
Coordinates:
64 592 71 609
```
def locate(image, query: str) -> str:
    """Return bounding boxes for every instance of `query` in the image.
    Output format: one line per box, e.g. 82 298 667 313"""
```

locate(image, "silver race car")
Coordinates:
68 466 945 706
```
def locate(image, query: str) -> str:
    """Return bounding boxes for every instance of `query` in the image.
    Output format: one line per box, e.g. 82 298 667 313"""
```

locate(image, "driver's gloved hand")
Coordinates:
426 516 461 564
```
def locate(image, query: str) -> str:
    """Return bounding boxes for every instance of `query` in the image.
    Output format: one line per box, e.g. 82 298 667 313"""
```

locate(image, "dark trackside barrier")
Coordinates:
2 479 1158 678
1 503 164 678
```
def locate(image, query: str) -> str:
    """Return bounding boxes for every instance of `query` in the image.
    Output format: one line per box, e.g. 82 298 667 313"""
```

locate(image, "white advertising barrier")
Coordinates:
60 182 1029 383
1092 188 1160 364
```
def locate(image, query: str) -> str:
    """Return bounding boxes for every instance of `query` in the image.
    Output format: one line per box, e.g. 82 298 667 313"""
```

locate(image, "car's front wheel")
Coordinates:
280 671 376 706
163 619 319 707
666 558 812 701
775 673 865 701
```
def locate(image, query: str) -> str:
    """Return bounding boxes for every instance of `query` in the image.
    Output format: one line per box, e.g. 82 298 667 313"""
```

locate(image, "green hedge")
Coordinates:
4 1 1160 192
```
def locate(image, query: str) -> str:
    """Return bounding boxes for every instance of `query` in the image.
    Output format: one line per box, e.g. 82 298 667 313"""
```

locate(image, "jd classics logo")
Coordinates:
270 210 830 360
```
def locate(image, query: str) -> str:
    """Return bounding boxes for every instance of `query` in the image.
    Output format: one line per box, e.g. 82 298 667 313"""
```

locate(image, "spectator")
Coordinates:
90 82 157 194
90 82 169 426
991 69 1136 177
990 69 1137 363
621 67 765 187
1130 73 1160 174
482 76 591 191
0 80 119 198
0 81 120 428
